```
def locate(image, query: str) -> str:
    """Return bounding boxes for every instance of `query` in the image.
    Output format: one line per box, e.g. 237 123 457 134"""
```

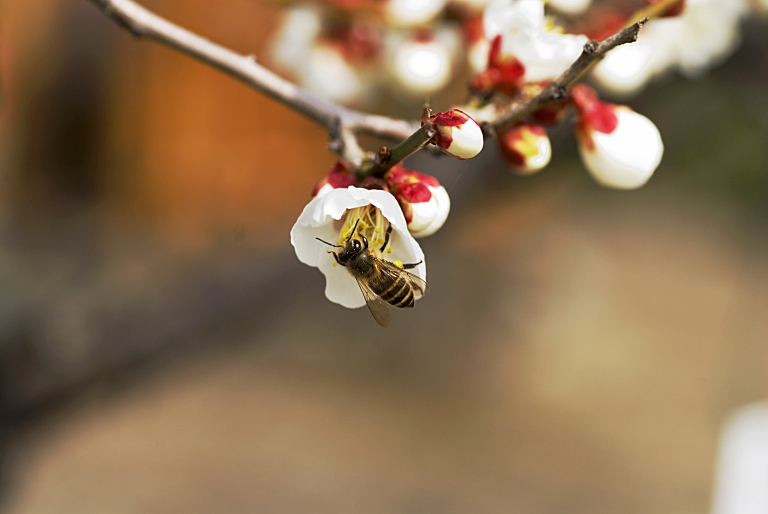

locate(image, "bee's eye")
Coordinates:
353 240 361 251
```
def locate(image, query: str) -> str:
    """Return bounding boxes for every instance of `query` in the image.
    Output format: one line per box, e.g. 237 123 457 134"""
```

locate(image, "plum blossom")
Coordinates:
429 109 484 159
593 0 750 97
385 28 459 95
269 5 379 104
483 0 588 82
386 166 451 237
573 85 664 190
291 187 427 308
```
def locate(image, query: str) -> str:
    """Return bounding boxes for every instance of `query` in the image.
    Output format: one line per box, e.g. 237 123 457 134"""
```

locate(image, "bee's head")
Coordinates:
341 236 368 257
343 237 363 256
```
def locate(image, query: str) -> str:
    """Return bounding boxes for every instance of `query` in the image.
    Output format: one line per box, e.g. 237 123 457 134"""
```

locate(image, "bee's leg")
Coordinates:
331 251 346 267
380 224 392 252
401 260 422 270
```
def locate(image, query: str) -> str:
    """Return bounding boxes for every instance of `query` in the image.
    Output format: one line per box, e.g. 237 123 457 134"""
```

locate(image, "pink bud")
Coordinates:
312 161 358 198
499 124 552 175
430 109 484 160
385 167 451 238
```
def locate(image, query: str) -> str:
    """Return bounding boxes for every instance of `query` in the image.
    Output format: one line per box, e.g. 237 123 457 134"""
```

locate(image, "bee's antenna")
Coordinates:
346 219 361 242
316 237 342 248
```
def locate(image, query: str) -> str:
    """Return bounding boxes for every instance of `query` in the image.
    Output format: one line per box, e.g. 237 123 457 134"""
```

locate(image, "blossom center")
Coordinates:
338 205 392 255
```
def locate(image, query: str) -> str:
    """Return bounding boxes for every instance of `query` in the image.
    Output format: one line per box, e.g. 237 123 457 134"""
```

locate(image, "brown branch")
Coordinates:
87 0 418 167
90 0 650 169
490 18 648 133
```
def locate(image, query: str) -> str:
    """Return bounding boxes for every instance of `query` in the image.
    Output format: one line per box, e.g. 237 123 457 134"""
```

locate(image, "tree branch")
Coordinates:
87 0 418 165
90 0 650 170
490 18 648 132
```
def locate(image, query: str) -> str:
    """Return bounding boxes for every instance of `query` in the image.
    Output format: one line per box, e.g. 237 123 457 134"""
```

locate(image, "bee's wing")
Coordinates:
356 279 392 328
380 261 430 300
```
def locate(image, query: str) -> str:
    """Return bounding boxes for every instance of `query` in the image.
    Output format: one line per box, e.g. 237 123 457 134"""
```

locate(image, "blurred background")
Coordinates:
1 0 768 512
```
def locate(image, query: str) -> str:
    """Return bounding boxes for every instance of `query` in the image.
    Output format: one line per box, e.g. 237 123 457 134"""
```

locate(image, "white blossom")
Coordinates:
269 5 322 75
303 44 368 104
593 0 750 97
386 29 458 94
483 0 588 81
291 187 426 309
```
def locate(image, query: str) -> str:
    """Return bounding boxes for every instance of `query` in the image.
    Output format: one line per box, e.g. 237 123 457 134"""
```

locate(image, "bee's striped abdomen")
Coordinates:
376 274 415 309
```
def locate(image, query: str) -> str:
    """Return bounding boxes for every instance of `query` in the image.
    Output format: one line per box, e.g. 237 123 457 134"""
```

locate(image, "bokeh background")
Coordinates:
1 0 768 512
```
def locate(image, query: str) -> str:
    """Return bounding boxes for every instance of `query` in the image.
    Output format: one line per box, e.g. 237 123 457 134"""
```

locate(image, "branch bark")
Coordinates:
89 0 649 169
87 0 418 166
490 18 648 133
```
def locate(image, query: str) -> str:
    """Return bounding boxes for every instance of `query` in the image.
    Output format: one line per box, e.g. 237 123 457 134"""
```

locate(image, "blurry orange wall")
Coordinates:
2 0 334 247
109 0 334 245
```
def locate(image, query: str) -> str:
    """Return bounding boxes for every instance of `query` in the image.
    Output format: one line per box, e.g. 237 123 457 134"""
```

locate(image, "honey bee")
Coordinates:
317 219 428 327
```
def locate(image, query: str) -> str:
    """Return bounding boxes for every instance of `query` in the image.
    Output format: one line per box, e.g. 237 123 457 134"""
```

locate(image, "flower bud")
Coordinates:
386 167 451 238
573 85 663 190
429 109 484 160
499 124 551 175
469 35 525 97
302 43 367 104
312 161 358 198
387 31 454 94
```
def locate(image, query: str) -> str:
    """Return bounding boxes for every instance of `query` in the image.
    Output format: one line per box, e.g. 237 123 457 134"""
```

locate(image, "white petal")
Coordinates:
301 45 366 104
592 42 657 98
408 195 440 233
388 36 453 94
318 250 367 308
579 109 664 190
411 185 451 238
517 31 588 82
445 119 484 159
484 0 544 38
269 6 322 75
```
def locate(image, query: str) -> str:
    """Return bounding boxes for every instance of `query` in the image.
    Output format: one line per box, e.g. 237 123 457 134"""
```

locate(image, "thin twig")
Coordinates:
90 0 649 169
490 18 648 132
87 0 417 165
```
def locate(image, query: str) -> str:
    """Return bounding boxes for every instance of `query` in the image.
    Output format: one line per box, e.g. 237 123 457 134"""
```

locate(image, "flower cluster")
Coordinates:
291 109 486 317
286 0 758 323
591 0 752 98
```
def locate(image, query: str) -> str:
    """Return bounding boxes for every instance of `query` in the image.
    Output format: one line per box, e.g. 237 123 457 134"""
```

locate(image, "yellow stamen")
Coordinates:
339 204 390 256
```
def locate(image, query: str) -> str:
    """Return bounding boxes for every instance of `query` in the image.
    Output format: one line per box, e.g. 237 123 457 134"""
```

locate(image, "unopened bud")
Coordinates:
499 124 552 174
573 85 663 190
430 109 484 160
386 167 451 238
312 161 358 198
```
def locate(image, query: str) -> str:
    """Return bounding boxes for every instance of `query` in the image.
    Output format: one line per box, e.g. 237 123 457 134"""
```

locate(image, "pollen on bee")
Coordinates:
392 260 403 269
